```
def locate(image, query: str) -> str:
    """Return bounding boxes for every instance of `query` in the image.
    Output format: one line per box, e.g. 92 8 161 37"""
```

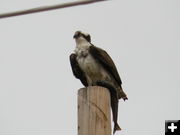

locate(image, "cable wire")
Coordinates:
0 0 108 19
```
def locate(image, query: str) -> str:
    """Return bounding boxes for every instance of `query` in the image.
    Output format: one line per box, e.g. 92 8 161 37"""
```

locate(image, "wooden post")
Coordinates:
78 86 111 135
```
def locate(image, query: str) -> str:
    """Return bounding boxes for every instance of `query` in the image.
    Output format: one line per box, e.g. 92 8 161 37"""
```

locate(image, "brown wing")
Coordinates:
69 53 88 87
89 45 122 85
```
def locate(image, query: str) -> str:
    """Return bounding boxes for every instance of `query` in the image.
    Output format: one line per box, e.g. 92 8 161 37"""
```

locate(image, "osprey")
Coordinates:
70 31 127 134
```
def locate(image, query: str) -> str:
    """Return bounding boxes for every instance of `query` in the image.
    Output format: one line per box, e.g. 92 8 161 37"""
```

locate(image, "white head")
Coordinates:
73 31 91 43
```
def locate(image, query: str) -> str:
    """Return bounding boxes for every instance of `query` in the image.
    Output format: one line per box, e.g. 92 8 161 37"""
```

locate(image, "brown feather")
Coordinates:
89 45 122 86
69 53 88 86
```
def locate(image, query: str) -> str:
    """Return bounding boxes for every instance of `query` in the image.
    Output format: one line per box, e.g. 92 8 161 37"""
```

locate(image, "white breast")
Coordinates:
74 39 110 85
78 54 100 75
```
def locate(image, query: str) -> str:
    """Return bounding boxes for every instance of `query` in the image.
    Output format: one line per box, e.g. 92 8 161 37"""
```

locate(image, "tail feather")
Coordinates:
117 87 128 100
113 123 121 134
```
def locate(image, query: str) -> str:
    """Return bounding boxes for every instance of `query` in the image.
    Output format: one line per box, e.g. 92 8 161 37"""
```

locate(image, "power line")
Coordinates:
0 0 108 19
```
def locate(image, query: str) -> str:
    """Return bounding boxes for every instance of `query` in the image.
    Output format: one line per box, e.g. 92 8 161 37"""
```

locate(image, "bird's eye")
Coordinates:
77 32 80 37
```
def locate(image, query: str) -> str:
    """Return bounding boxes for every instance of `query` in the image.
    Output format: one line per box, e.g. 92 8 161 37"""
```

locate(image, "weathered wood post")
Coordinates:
78 86 111 135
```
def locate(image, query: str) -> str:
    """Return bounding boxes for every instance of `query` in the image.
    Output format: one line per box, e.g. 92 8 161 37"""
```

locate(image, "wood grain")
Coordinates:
78 86 111 135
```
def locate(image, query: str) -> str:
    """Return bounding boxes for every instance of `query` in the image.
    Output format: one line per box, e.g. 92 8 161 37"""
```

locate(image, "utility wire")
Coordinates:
0 0 108 19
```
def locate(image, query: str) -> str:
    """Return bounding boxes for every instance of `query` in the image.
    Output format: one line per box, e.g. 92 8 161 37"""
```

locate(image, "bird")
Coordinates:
69 31 127 134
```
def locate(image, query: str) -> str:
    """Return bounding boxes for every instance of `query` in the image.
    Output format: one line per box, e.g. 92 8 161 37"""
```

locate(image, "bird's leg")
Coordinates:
91 82 97 86
96 80 117 96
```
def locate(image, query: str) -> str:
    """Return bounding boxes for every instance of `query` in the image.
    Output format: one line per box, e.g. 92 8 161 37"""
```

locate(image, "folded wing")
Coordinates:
89 45 122 86
69 53 88 87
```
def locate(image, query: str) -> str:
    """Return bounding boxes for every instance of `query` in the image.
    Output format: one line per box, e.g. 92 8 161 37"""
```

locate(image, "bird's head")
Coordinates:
73 31 91 43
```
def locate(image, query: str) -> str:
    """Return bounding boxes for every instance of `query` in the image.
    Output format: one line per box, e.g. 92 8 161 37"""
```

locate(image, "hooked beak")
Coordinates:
73 34 78 39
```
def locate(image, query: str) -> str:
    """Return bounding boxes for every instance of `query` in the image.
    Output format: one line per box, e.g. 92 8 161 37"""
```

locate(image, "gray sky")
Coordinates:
0 0 180 135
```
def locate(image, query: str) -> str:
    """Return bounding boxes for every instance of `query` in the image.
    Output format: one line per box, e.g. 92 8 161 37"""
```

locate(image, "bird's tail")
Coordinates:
117 87 128 101
113 123 121 134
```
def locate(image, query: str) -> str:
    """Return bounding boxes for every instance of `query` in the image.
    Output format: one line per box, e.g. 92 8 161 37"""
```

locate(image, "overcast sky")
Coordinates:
0 0 180 135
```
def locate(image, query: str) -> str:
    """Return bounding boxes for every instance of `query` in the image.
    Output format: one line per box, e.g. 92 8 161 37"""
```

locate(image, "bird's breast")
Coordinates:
75 45 111 85
77 54 100 76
